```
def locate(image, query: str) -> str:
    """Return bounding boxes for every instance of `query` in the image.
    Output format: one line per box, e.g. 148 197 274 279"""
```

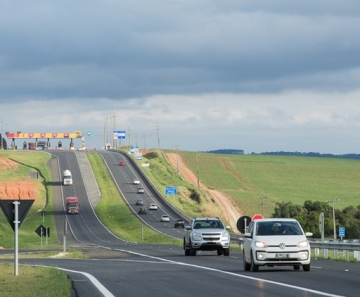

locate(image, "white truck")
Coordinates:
63 170 73 185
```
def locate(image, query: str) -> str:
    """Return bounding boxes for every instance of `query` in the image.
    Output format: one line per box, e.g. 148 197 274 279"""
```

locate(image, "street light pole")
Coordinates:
0 119 3 150
156 125 161 153
327 199 340 240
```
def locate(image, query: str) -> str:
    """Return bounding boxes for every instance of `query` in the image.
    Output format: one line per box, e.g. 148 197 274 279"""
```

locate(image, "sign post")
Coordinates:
0 199 34 276
14 201 19 276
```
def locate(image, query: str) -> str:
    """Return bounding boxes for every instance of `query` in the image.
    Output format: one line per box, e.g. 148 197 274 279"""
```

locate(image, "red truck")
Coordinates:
66 197 80 214
28 142 36 150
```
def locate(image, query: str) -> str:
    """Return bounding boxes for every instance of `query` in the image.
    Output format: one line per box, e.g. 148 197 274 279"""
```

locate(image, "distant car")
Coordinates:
137 187 145 194
174 218 185 228
119 161 125 166
161 215 170 222
135 199 143 205
133 179 140 185
149 203 158 210
138 207 147 215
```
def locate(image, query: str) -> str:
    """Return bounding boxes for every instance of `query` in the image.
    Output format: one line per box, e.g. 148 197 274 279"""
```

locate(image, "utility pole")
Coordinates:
135 134 138 147
327 199 340 240
156 125 161 153
259 192 267 216
128 126 131 148
142 134 146 152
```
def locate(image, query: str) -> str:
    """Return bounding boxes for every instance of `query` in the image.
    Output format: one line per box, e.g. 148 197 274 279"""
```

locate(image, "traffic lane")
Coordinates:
90 243 359 297
53 151 126 245
14 251 349 297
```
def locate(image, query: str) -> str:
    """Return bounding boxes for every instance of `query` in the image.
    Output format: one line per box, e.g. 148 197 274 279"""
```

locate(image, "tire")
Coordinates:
250 252 259 272
303 264 311 271
293 265 300 270
217 249 224 256
189 241 197 256
243 252 251 271
184 239 190 256
223 248 230 256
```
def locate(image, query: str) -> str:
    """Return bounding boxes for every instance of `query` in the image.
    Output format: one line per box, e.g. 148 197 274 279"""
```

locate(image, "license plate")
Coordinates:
275 253 289 258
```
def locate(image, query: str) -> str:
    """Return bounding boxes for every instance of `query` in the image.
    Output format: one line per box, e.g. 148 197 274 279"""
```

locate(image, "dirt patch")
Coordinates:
166 153 242 233
0 157 38 200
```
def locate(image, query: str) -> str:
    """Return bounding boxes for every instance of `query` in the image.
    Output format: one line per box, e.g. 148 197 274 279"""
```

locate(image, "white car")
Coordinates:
149 203 158 210
242 218 312 272
161 215 170 222
133 179 140 185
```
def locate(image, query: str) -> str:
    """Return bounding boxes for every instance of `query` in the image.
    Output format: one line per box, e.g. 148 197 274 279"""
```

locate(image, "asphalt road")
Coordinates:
2 150 359 297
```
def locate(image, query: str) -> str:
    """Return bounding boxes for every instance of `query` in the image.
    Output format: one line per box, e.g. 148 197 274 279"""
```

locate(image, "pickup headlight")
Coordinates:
255 241 268 248
222 232 230 240
297 240 309 248
192 232 202 241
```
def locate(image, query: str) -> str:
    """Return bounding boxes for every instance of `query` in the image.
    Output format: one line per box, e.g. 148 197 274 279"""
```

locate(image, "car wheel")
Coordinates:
174 225 177 228
184 239 190 256
189 241 197 256
303 264 311 271
217 249 224 256
293 265 300 270
223 248 230 256
250 252 259 272
243 251 251 271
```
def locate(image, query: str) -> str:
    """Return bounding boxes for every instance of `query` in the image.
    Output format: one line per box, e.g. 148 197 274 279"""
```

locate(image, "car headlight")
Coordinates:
222 232 230 240
297 240 309 248
255 241 268 248
192 232 202 241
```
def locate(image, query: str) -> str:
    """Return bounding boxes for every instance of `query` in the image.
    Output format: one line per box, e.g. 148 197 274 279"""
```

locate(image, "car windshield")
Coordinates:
256 221 303 236
194 219 223 229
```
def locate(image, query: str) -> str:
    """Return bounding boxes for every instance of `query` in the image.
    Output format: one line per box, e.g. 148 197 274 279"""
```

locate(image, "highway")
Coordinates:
3 150 359 297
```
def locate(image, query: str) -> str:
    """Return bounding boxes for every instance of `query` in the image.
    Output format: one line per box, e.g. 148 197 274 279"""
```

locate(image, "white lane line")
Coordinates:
27 265 114 297
113 249 345 297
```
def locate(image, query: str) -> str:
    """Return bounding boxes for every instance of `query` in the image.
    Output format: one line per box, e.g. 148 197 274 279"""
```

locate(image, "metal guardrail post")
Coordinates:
333 249 338 260
322 249 328 258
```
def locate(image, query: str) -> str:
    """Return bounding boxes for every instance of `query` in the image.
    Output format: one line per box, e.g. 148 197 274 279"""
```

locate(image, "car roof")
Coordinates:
253 218 298 223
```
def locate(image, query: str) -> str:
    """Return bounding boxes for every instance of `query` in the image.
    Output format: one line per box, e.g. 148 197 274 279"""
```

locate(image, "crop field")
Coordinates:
178 151 360 217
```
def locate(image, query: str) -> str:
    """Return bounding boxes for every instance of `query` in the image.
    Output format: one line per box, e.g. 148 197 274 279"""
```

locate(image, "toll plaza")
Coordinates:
6 131 82 150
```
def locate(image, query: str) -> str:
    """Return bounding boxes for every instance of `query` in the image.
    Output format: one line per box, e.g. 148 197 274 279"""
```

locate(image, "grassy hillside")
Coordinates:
177 152 360 217
0 151 59 248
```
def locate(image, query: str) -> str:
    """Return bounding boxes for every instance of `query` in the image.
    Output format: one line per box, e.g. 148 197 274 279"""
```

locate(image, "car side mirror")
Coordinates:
185 225 192 230
305 232 313 237
226 226 231 230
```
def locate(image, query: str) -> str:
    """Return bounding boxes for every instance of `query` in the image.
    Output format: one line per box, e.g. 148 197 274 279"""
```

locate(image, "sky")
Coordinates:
1 1 360 154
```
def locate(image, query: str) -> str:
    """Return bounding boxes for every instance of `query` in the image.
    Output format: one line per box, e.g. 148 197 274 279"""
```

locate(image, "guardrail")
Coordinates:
309 240 360 261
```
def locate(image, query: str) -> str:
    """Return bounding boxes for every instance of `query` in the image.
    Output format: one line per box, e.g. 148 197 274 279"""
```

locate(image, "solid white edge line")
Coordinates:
28 265 115 297
113 249 345 297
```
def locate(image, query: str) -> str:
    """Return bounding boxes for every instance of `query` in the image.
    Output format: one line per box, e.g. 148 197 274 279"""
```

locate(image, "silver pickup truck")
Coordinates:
184 217 231 256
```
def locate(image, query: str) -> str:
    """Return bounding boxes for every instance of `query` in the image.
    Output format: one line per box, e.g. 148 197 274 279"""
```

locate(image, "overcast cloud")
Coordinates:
1 1 360 154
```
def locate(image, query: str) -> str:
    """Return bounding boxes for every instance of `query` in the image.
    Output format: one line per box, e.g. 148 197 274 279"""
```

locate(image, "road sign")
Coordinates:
237 216 251 234
114 130 126 139
0 200 34 231
339 226 345 238
252 214 264 220
165 186 177 195
35 225 50 237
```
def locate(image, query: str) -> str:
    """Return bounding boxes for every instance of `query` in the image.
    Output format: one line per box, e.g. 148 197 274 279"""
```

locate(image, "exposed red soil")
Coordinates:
0 157 38 200
166 153 242 233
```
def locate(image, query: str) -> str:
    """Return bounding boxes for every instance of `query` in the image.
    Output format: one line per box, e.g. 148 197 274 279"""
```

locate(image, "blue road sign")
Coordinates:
339 226 345 237
165 186 177 195
87 131 92 136
114 130 126 139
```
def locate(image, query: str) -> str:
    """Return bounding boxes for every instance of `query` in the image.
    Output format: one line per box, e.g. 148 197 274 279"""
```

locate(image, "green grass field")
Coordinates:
172 151 360 217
